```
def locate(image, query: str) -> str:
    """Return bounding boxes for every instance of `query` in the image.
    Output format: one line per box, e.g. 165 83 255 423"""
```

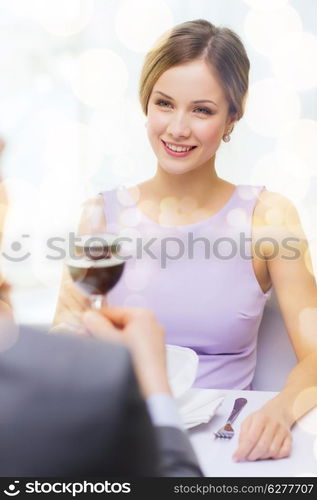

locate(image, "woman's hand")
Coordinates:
233 404 292 462
53 193 108 330
53 267 90 318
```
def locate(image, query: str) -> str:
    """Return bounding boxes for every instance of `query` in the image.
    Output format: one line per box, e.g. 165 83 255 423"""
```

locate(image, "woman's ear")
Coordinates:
227 113 238 132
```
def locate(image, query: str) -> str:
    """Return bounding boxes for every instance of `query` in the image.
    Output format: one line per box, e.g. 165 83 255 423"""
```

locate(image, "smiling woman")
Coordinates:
145 59 236 174
54 19 317 464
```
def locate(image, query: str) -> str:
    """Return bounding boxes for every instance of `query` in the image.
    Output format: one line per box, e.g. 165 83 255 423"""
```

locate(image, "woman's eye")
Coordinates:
194 107 213 115
155 99 172 108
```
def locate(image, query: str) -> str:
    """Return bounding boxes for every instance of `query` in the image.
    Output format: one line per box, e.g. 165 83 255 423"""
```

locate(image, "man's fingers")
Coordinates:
99 306 145 326
83 311 121 342
49 322 87 336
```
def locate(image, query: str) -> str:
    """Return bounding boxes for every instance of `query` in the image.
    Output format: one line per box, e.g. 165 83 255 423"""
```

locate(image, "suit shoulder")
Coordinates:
3 326 133 394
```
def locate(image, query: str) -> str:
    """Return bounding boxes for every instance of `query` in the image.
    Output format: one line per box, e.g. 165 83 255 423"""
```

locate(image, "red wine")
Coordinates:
74 234 120 261
67 257 125 296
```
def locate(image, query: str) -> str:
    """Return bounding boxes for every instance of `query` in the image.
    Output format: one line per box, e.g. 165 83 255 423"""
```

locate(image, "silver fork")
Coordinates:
213 397 247 439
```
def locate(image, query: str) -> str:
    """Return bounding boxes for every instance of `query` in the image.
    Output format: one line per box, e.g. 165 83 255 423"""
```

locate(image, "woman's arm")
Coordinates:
234 191 317 461
53 194 107 328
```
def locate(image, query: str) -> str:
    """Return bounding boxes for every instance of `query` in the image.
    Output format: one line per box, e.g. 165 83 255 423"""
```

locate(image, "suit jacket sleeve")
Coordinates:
0 325 202 477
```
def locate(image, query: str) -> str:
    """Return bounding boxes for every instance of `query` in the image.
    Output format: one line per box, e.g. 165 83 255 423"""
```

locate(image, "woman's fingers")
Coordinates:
262 426 286 459
233 412 292 462
246 422 280 461
61 277 90 311
233 414 265 461
53 267 91 325
276 435 292 459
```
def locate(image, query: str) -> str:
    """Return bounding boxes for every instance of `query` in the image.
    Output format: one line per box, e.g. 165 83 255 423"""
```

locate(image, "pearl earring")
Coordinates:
223 133 231 143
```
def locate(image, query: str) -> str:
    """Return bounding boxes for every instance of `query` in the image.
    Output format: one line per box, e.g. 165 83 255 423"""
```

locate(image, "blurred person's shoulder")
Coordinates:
1 325 132 390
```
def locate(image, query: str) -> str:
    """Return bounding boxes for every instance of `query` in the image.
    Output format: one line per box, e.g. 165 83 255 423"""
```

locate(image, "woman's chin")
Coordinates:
158 163 196 176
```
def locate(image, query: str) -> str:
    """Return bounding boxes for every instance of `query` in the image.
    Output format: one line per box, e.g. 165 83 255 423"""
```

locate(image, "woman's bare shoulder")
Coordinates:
253 189 306 243
254 189 300 223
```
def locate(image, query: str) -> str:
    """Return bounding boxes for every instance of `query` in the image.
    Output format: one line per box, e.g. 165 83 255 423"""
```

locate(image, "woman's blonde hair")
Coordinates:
139 19 250 120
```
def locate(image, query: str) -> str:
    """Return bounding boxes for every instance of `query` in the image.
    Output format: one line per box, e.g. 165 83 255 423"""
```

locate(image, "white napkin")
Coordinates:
165 344 224 428
166 344 199 398
177 388 225 429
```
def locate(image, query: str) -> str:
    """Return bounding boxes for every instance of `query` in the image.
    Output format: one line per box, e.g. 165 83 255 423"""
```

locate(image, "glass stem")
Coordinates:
90 294 103 310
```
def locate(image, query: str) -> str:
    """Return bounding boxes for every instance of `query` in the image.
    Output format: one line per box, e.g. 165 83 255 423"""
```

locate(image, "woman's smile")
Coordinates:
161 139 197 157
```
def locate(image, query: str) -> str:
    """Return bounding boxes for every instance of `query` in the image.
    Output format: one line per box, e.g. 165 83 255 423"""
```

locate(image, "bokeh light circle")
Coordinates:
116 186 140 207
244 6 302 57
123 294 148 307
271 32 317 90
160 196 179 214
119 207 141 228
226 208 248 228
250 150 310 203
71 49 129 108
242 0 289 9
138 200 158 222
298 308 317 347
244 78 301 137
30 0 95 37
237 185 259 201
277 120 317 177
265 207 285 226
115 0 173 53
43 117 103 182
124 262 152 291
111 156 138 184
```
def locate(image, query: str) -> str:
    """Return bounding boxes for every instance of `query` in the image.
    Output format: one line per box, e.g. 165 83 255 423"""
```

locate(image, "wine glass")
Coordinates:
66 233 125 309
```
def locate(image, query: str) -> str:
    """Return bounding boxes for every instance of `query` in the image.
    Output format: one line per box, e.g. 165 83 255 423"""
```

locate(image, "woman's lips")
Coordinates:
161 140 196 158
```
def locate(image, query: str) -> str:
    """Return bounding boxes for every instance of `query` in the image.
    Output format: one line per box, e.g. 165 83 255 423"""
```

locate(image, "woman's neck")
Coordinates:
142 162 226 207
131 162 235 225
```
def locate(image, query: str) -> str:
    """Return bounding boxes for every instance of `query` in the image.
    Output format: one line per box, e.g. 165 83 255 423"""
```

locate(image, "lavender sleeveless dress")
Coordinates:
101 185 271 390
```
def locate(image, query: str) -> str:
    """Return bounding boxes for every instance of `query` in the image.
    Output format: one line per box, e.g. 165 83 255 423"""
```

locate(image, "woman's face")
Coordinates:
146 59 236 175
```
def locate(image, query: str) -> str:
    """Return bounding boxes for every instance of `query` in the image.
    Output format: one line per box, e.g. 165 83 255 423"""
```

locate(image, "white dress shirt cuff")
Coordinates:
146 393 184 430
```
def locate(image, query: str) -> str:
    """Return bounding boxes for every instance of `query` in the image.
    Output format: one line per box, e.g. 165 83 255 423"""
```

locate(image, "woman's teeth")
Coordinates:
165 142 194 152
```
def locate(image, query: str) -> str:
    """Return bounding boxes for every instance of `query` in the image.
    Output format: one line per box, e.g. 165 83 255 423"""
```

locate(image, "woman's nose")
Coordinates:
166 113 191 139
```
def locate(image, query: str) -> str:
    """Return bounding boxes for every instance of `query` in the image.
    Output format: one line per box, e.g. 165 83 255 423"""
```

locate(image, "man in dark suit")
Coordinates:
0 299 202 477
0 139 202 477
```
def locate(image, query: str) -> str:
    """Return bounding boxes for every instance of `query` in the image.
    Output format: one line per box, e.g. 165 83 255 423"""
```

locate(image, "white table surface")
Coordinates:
189 389 317 477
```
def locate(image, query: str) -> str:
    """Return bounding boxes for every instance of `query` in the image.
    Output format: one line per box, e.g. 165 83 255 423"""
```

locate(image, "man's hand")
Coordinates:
83 307 171 399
